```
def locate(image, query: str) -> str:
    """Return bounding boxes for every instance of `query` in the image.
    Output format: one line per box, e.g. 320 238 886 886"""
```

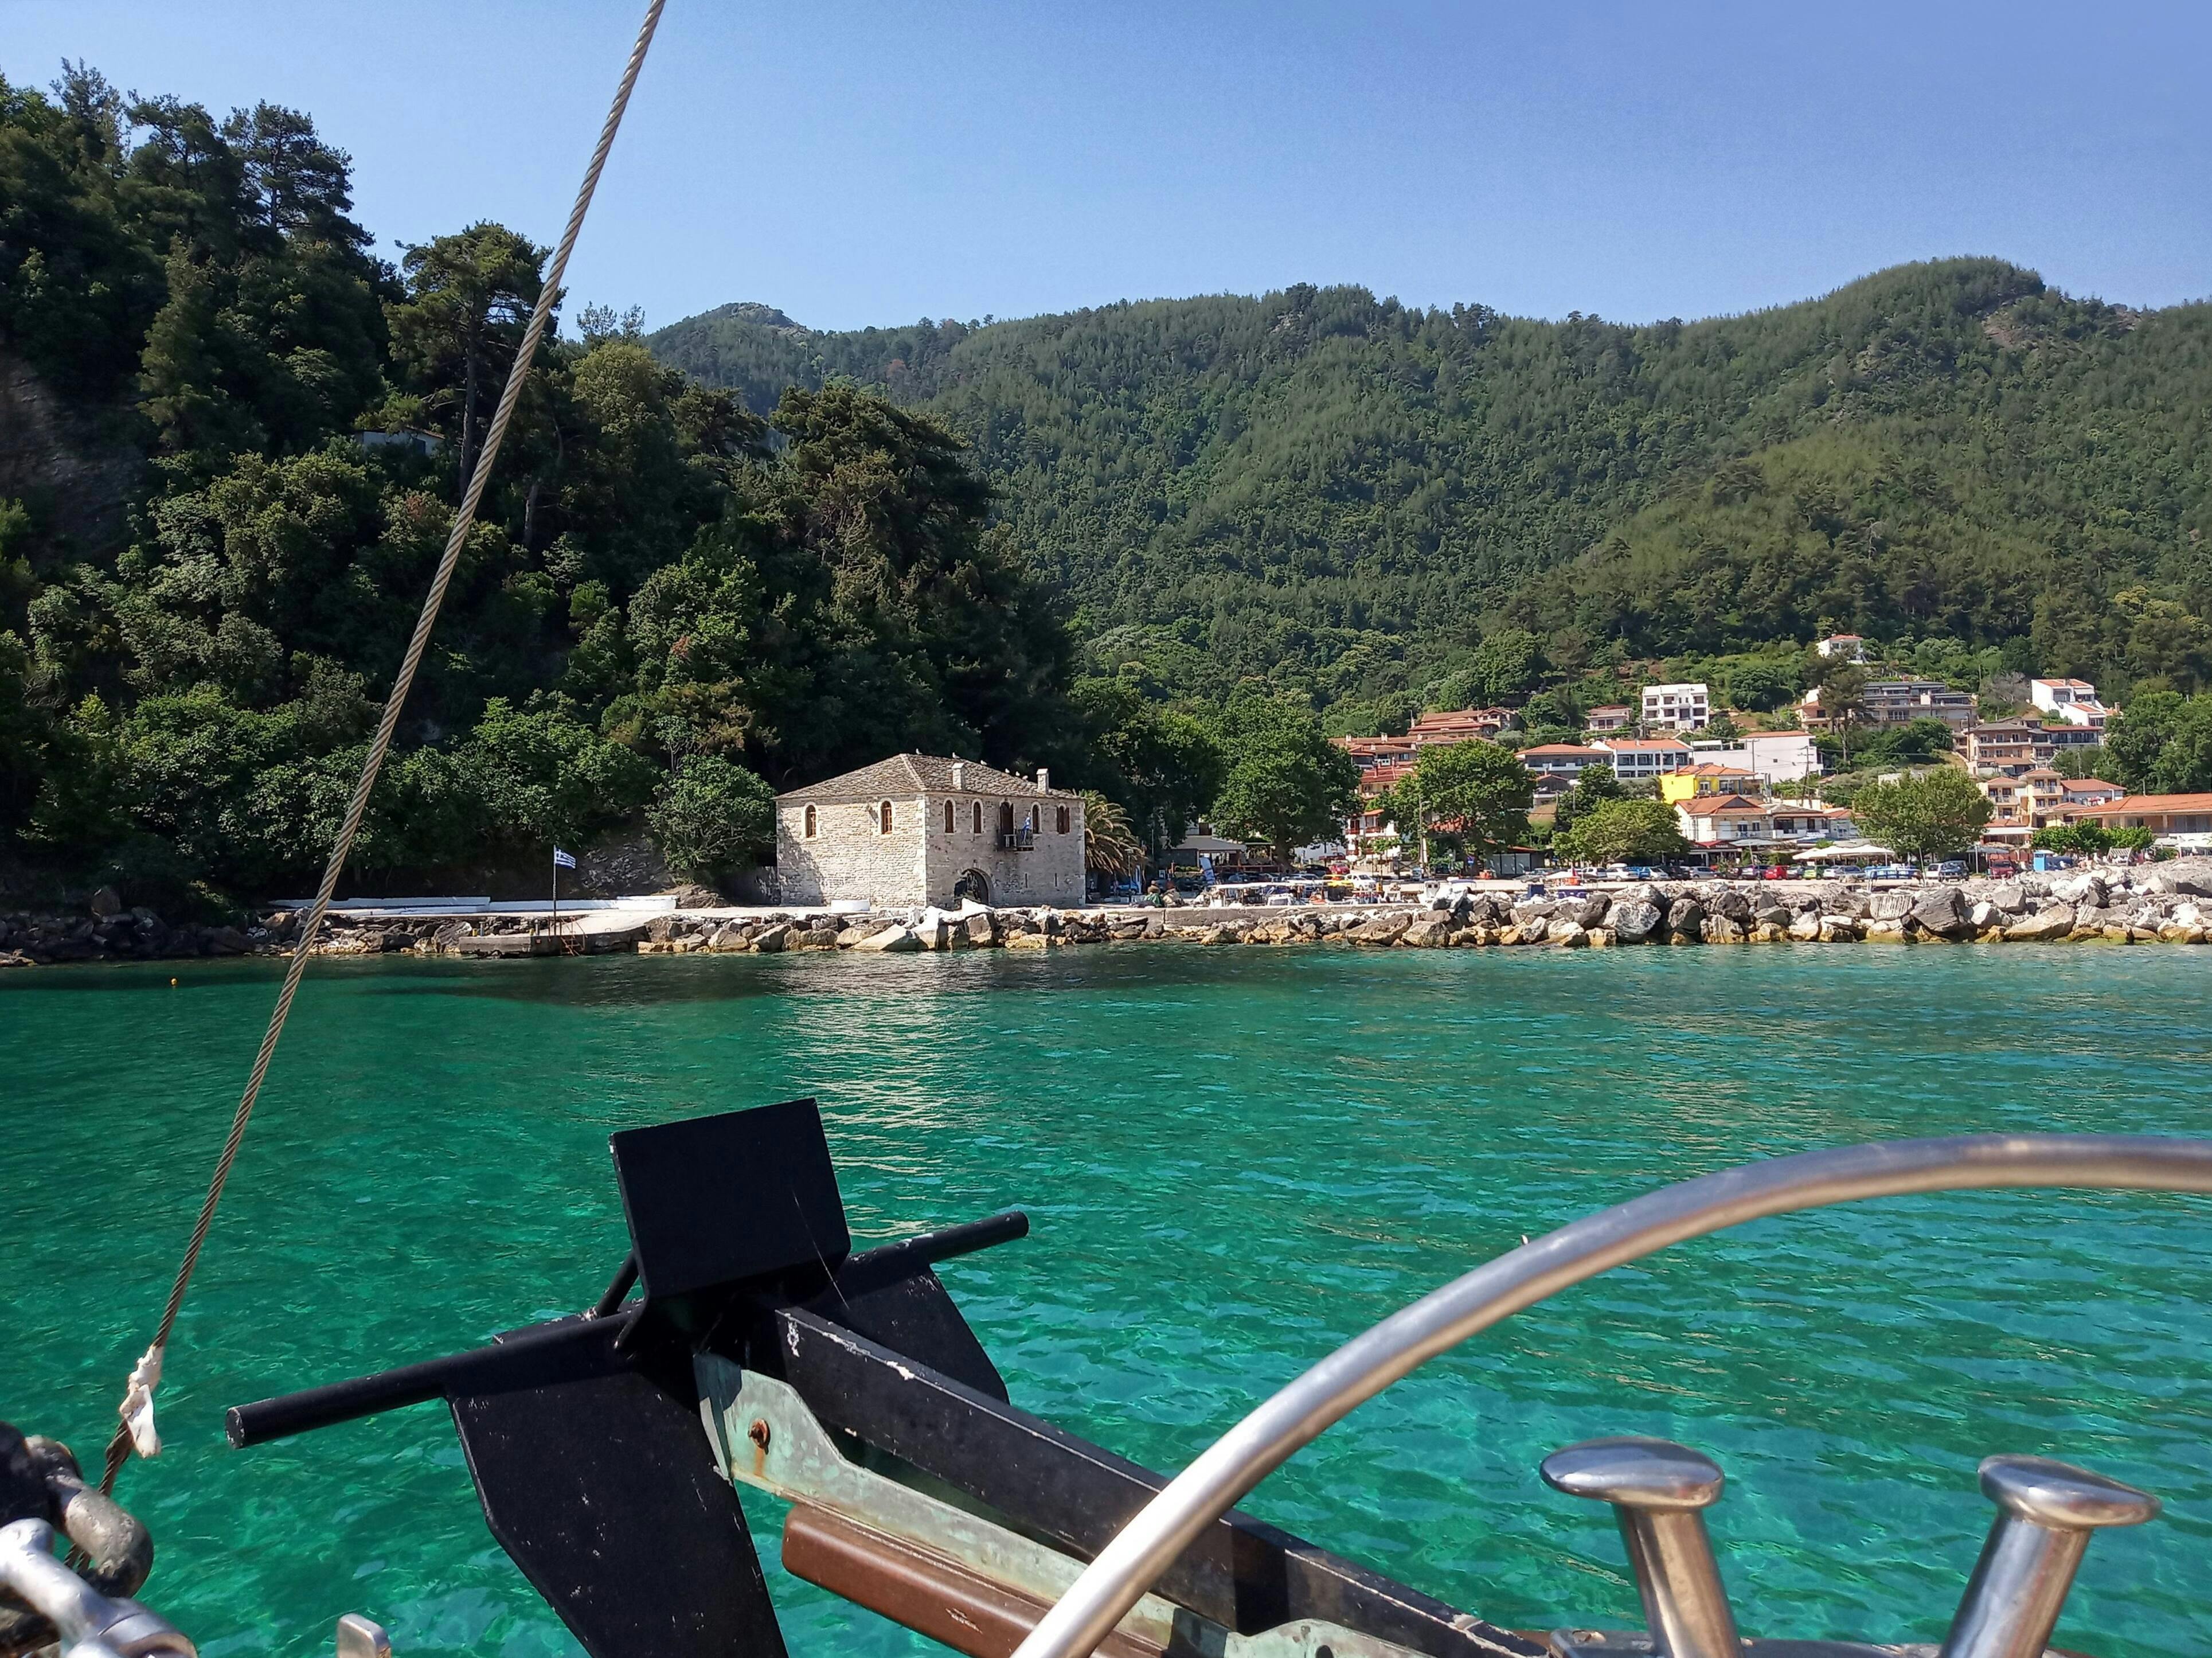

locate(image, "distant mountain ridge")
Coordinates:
649 260 2212 709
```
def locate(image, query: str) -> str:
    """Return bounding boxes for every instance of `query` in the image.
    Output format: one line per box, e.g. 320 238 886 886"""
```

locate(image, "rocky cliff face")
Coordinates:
0 349 141 561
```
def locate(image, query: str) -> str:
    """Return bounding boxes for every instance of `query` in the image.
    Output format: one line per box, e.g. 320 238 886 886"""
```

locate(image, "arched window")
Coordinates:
803 804 816 839
1028 805 1039 832
972 801 983 834
879 800 893 834
1056 805 1070 834
998 802 1014 838
944 799 955 833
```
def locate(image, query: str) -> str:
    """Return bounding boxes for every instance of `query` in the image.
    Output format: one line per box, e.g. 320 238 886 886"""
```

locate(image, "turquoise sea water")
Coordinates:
3 946 2209 1657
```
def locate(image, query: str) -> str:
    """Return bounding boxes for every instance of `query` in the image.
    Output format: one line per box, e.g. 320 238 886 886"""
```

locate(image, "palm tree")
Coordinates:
1081 791 1144 882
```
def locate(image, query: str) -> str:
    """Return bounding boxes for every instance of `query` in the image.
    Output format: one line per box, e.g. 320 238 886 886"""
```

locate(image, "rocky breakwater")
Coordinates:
1150 862 2212 951
0 888 289 968
631 906 1149 954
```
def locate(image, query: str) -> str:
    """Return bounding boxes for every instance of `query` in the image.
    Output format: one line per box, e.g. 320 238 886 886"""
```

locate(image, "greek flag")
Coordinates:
553 848 576 869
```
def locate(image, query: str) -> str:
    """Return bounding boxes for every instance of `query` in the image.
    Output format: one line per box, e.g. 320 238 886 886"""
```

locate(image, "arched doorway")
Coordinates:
953 868 991 904
996 801 1015 840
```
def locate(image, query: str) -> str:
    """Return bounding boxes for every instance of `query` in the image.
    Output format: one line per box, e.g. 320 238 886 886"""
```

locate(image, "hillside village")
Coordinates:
1323 632 2204 880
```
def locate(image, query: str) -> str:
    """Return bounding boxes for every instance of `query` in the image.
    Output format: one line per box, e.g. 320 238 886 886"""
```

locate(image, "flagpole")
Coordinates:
552 848 559 933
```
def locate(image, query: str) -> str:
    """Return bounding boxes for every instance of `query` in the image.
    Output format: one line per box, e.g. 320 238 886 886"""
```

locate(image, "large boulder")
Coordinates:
1511 898 1557 926
1701 914 1745 943
1787 911 1822 941
1609 900 1663 943
1551 922 1590 948
1869 891 1916 922
1561 892 1611 928
1909 888 1969 937
1818 916 1861 942
1666 899 1706 943
2006 907 2077 942
1710 887 1753 922
1986 883 2028 915
2146 861 2212 898
1517 915 1551 944
855 925 917 952
2051 872 2108 908
751 923 789 953
1402 916 1454 947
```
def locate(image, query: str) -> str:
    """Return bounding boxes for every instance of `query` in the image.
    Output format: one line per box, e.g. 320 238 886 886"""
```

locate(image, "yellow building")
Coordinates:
1657 763 1760 806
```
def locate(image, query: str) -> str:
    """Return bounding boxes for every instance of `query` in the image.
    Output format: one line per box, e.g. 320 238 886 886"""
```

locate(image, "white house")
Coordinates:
2031 678 2109 729
1816 633 1868 661
1594 736 1692 782
776 754 1085 910
1686 730 1823 783
1640 682 1710 731
1518 743 1612 785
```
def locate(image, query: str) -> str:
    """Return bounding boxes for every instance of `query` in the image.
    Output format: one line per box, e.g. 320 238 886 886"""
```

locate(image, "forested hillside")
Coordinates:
0 65 1077 906
653 266 2212 709
7 54 2209 910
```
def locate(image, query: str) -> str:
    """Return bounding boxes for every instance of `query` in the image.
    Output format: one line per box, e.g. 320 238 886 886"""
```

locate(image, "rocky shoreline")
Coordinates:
5 865 2209 969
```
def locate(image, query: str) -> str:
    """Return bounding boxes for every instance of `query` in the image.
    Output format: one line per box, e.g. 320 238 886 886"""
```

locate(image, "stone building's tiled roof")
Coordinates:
776 752 1079 803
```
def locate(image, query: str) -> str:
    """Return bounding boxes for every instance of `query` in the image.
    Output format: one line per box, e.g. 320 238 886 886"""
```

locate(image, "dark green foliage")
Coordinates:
0 65 1076 902
2104 692 2212 794
1207 693 1360 860
613 384 1076 785
656 260 2212 713
2032 820 2115 855
1850 768 1992 864
1838 717 1957 772
1554 798 1687 867
1067 676 1224 855
1550 762 1621 838
1385 738 1532 865
1725 655 1801 712
646 753 775 879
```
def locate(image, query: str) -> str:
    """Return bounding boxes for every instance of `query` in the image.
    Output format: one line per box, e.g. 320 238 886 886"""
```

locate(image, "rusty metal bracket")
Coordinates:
699 1357 1474 1658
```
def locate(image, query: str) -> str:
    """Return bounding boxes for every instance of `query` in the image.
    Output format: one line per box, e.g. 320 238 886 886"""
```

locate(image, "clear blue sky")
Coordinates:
10 1 2208 332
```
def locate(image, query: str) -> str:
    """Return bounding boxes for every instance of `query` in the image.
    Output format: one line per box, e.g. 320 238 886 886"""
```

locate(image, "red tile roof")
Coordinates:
2075 792 2212 817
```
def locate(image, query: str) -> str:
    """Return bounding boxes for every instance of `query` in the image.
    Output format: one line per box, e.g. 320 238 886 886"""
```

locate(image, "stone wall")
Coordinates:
921 794 1084 907
776 791 1086 909
776 796 929 907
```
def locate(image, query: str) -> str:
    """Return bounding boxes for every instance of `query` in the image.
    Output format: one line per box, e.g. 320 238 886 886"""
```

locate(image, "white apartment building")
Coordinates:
2031 678 2109 729
1686 730 1823 783
1641 682 1711 731
1594 737 1693 782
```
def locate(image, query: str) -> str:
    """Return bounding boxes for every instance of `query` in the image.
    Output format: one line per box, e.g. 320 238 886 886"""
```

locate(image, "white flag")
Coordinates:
553 848 576 869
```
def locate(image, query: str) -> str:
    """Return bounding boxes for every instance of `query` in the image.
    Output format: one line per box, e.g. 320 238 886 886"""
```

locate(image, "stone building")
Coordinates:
776 754 1087 910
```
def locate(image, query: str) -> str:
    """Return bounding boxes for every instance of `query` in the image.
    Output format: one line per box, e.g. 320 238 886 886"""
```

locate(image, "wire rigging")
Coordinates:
98 0 670 1497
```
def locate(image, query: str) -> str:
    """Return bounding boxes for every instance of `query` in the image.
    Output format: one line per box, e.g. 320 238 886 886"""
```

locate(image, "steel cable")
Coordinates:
98 0 668 1496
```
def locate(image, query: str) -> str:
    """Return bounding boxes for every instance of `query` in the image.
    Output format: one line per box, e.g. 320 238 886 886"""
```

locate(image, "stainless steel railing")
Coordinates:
1006 1134 2212 1658
0 1520 194 1658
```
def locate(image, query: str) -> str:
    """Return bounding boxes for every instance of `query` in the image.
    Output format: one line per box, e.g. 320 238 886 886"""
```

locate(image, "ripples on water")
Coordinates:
3 947 2208 1656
